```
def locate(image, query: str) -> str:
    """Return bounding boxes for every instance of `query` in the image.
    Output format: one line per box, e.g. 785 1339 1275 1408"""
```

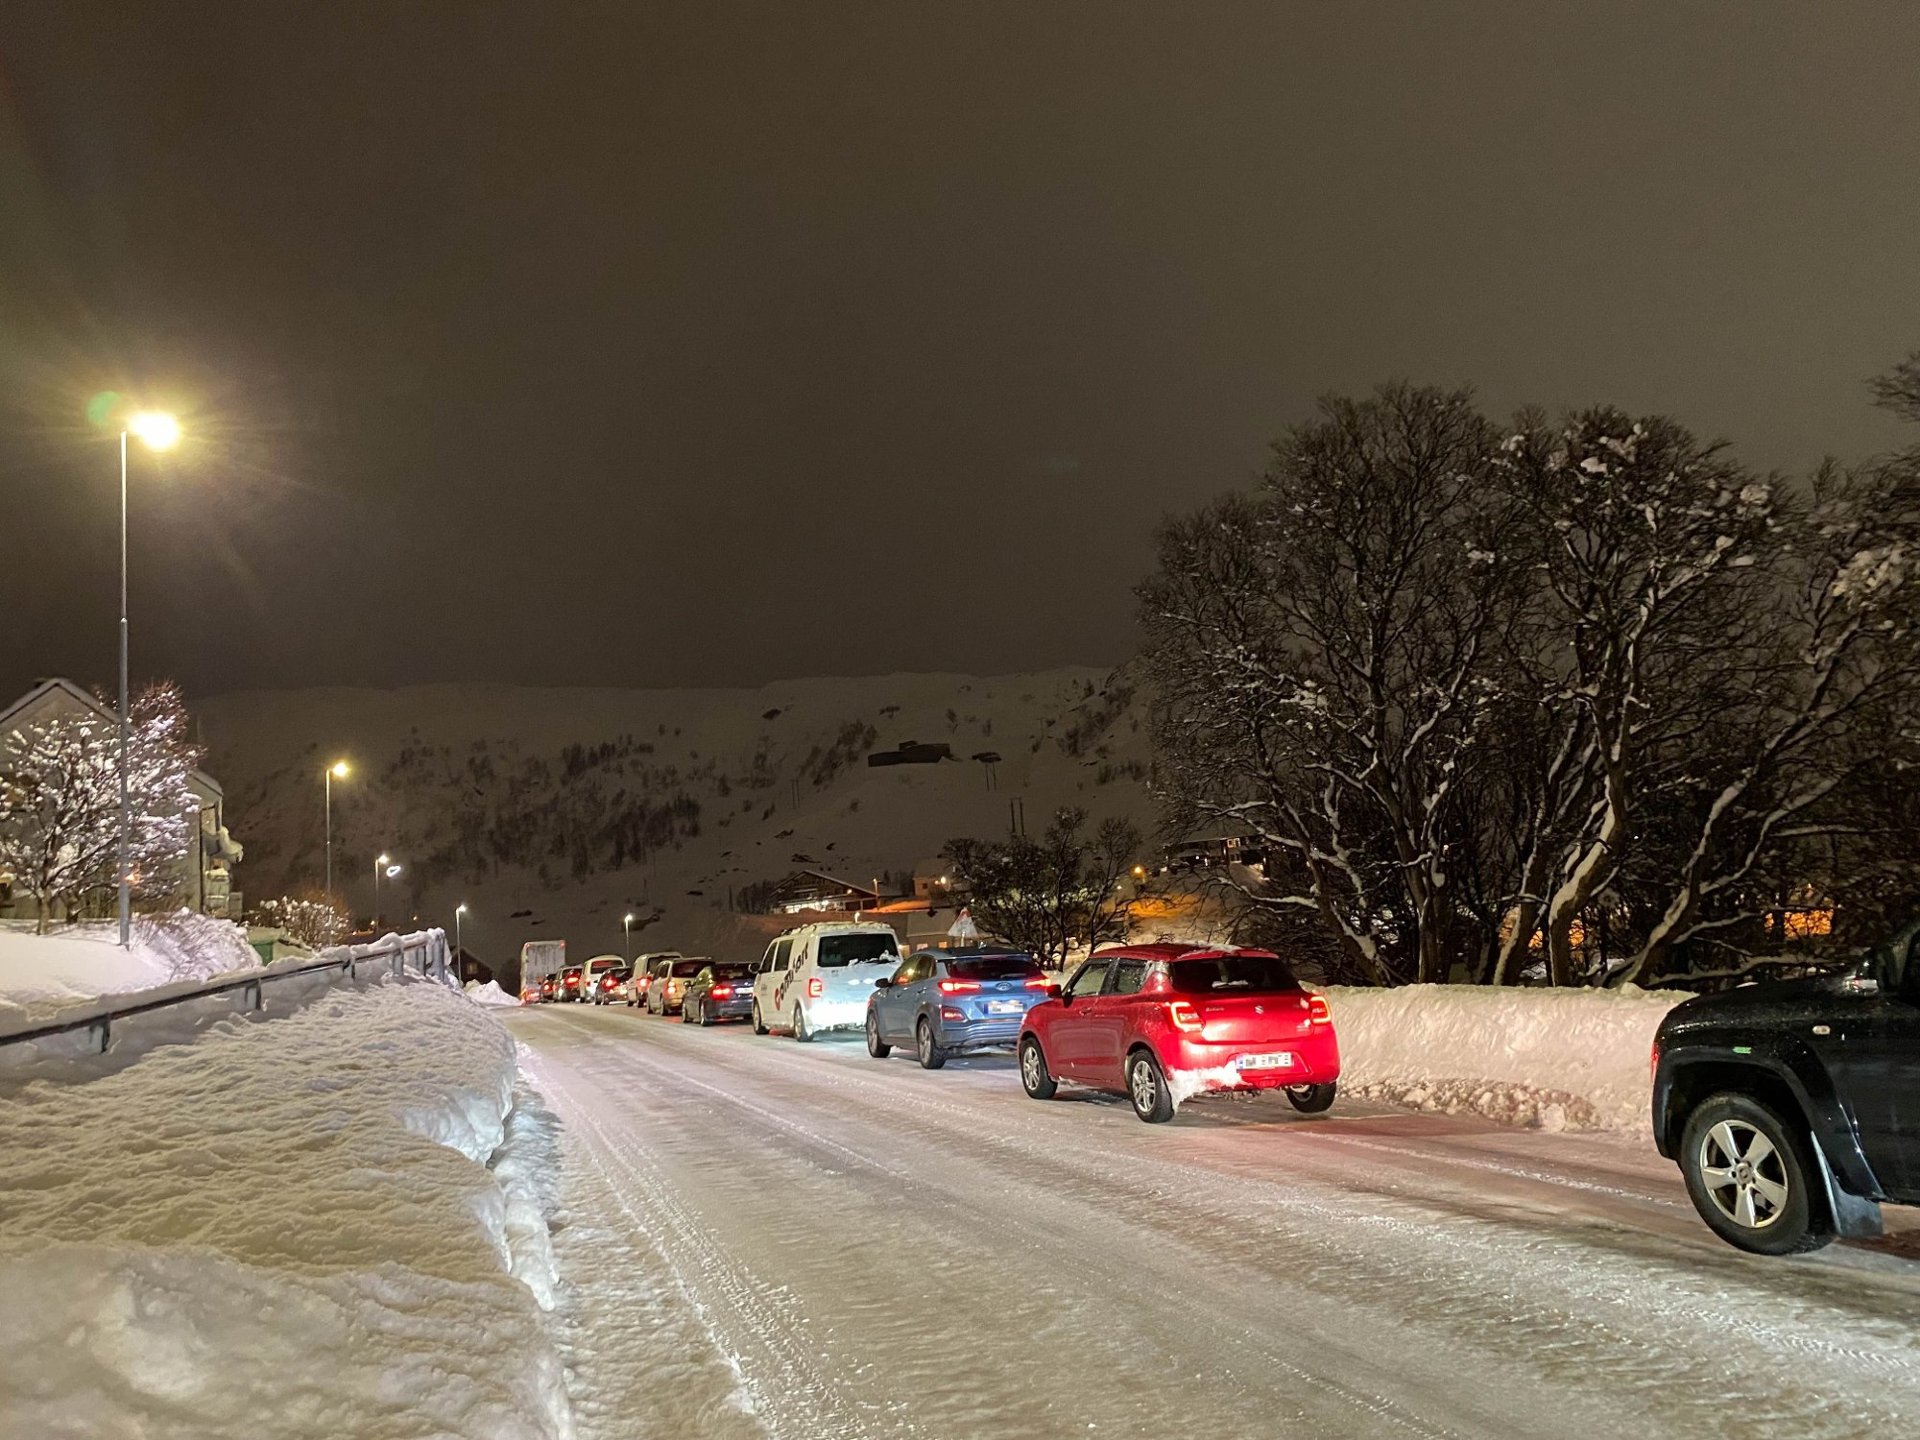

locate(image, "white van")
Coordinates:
751 921 902 1041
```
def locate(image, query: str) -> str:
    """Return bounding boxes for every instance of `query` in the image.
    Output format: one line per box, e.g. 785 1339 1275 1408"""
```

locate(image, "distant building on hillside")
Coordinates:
763 869 895 917
0 677 244 922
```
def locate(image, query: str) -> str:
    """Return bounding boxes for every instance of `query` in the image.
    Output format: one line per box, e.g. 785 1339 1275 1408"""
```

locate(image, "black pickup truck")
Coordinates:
1652 919 1920 1254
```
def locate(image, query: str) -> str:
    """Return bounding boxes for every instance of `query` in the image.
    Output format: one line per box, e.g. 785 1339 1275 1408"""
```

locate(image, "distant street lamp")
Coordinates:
623 911 635 962
324 760 350 899
373 852 396 928
116 410 180 948
455 903 468 975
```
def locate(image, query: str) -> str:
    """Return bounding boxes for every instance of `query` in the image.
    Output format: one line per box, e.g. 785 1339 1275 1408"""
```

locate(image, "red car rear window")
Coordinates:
1167 956 1299 994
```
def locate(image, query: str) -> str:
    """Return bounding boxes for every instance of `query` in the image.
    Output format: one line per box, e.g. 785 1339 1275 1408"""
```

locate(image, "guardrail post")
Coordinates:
92 1016 110 1054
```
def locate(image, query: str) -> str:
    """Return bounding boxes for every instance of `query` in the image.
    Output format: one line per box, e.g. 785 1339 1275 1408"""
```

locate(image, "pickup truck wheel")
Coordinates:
916 1018 947 1070
1284 1082 1337 1114
1019 1037 1056 1100
865 1010 891 1058
792 1005 813 1043
751 1000 769 1036
1127 1049 1176 1124
1680 1093 1832 1255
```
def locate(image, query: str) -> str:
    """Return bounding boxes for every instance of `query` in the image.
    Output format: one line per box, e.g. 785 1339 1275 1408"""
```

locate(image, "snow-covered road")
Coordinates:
509 1004 1920 1440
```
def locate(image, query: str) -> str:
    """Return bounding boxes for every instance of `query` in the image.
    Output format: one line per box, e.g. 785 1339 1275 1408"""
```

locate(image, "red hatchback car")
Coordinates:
1018 944 1339 1122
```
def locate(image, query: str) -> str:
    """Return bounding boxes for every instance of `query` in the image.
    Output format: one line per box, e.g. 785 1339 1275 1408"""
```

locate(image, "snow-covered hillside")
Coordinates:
198 669 1154 974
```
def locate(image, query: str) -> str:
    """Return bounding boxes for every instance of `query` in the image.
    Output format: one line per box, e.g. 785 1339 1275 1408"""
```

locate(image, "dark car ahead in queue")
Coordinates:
1653 918 1920 1255
557 964 586 1002
680 962 757 1025
866 947 1051 1069
1018 944 1340 1122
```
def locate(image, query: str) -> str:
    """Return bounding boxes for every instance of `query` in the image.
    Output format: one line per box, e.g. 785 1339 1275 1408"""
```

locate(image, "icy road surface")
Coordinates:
508 1004 1920 1440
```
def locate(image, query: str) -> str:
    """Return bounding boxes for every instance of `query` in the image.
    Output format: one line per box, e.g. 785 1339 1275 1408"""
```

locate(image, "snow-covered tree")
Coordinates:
1140 384 1528 985
0 684 202 930
944 808 1141 968
250 892 350 949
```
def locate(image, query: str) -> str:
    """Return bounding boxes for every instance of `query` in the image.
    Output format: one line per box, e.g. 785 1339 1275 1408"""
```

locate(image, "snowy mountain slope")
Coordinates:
197 668 1155 973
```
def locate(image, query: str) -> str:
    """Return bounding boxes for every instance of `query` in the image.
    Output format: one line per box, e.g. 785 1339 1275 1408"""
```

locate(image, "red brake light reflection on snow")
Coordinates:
1307 994 1332 1027
807 977 824 998
937 979 981 994
1169 1000 1205 1033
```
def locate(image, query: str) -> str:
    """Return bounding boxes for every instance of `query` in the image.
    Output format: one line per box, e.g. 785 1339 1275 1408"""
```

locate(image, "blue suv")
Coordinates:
866 947 1051 1069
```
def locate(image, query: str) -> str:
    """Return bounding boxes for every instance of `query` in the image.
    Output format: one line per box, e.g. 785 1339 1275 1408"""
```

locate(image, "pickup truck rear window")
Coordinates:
1168 956 1300 994
817 934 901 968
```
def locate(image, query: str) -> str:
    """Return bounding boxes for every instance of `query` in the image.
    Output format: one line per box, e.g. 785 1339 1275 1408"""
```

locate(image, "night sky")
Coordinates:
2 2 1916 701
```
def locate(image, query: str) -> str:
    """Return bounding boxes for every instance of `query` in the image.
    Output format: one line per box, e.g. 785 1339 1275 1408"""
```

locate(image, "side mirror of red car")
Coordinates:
1047 983 1065 1000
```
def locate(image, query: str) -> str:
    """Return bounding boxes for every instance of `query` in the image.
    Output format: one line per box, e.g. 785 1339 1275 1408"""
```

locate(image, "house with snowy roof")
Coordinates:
0 677 244 922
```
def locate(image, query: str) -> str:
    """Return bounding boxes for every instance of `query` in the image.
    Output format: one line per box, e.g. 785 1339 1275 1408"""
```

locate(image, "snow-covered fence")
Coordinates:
0 928 453 1058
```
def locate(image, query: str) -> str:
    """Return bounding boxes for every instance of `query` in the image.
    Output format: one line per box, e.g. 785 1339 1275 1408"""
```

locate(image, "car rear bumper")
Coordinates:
935 1016 1028 1051
1163 1033 1340 1088
705 999 754 1020
805 998 869 1031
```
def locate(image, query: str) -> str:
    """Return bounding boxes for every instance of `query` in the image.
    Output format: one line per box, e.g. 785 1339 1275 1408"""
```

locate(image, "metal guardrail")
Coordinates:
0 928 453 1055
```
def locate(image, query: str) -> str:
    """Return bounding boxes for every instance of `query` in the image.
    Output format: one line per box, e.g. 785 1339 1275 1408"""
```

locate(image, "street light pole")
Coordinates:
623 911 634 962
374 852 389 930
117 429 130 947
455 903 467 977
113 411 179 948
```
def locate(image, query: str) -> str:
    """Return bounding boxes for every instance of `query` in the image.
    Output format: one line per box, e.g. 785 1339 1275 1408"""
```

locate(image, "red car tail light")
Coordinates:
807 977 824 998
710 985 734 999
937 979 981 994
1169 1001 1205 1033
1306 994 1332 1027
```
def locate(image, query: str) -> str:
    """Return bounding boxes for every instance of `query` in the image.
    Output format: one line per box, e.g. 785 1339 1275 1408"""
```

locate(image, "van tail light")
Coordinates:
1306 994 1332 1027
1169 1001 1205 1033
807 977 824 998
937 979 981 994
710 985 734 1000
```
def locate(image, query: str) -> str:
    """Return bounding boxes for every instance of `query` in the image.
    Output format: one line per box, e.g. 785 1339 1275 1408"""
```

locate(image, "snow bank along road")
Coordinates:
513 1005 1920 1440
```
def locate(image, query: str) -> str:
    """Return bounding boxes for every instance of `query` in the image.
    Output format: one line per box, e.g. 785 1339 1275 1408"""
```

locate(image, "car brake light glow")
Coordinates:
937 979 981 994
1306 994 1332 1026
710 985 734 999
1024 978 1052 990
1169 1000 1204 1033
807 977 824 998
940 1005 967 1021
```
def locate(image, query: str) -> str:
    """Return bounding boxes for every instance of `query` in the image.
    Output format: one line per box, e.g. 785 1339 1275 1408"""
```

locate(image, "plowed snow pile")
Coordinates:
1326 982 1684 1134
0 913 259 1017
0 981 569 1440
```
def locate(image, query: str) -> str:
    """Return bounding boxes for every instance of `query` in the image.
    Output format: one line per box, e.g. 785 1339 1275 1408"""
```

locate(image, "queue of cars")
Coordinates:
556 919 1344 1125
525 912 1920 1257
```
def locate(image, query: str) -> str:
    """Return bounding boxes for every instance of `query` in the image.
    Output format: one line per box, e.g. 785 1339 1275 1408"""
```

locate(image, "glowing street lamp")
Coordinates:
373 852 397 928
455 903 468 971
116 410 180 948
324 761 350 900
623 911 635 962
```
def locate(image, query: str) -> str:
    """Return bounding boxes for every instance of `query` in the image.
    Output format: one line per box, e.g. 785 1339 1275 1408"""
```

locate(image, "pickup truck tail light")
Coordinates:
807 977 824 998
1307 994 1332 1027
1169 1001 1205 1033
937 979 981 994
